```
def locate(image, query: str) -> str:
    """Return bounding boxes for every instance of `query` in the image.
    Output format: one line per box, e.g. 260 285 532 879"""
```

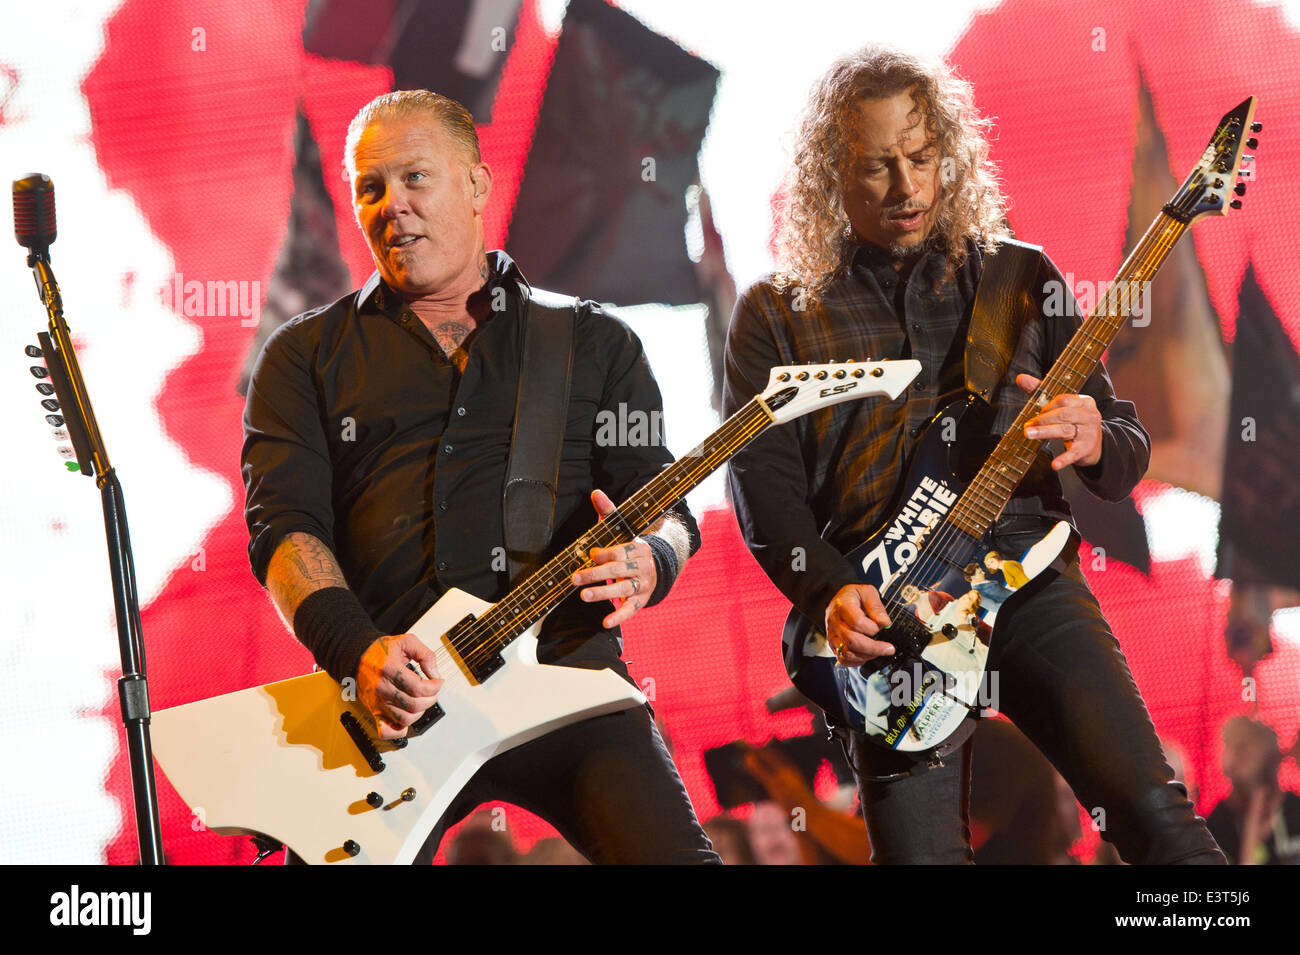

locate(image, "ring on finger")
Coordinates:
630 577 640 596
1069 423 1079 441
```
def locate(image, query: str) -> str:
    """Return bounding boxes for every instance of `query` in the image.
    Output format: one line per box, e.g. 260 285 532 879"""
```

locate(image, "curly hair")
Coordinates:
774 46 1010 301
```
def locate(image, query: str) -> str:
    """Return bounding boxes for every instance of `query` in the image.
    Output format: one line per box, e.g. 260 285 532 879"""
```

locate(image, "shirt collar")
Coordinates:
356 249 529 315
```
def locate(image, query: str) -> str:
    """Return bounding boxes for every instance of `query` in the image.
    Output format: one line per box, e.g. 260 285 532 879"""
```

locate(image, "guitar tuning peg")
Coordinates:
25 344 42 358
1230 199 1243 210
1250 121 1262 132
1235 182 1247 196
1246 138 1258 149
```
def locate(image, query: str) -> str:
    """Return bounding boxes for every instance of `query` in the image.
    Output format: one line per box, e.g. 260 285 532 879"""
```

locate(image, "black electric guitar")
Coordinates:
782 97 1260 753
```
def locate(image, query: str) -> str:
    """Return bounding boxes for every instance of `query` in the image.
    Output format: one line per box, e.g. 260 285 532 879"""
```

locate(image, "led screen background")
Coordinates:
1 0 1298 863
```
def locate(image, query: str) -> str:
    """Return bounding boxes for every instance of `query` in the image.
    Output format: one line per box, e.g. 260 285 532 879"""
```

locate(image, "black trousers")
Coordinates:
412 699 720 864
845 526 1226 865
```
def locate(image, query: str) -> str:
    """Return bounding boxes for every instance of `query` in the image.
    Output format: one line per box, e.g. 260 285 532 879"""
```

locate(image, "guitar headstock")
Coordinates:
1168 96 1259 225
759 360 921 426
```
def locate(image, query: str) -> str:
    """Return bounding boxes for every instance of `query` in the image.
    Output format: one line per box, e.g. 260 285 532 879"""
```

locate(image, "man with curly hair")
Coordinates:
723 45 1223 864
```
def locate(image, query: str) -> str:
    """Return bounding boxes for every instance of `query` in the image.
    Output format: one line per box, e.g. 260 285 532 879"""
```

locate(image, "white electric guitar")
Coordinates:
151 359 921 864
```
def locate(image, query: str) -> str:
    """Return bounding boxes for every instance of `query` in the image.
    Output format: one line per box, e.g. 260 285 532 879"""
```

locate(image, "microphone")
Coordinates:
13 173 57 258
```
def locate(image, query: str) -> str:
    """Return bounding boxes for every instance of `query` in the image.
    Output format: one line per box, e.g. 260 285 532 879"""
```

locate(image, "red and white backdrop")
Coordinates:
2 0 1297 863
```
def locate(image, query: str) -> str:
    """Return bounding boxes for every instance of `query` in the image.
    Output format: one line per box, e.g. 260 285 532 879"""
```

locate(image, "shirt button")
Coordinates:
457 407 467 417
443 444 453 455
437 560 448 571
909 426 921 437
913 381 925 392
438 500 449 512
910 322 922 332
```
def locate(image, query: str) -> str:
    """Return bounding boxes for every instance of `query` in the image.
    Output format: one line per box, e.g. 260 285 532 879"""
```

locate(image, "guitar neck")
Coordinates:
471 396 775 652
948 212 1188 538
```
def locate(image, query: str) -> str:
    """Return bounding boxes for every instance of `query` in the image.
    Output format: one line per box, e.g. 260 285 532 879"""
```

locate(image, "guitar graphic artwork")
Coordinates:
782 97 1260 753
151 359 920 864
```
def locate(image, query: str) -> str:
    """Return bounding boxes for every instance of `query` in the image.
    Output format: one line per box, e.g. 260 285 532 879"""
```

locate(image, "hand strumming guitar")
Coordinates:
356 634 443 740
825 583 894 668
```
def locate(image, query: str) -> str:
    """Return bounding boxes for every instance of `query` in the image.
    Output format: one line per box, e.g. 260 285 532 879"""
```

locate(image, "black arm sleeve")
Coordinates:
722 286 857 624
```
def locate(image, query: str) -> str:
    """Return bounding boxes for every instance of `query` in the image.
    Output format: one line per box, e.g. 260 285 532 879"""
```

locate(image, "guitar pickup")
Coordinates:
445 614 505 685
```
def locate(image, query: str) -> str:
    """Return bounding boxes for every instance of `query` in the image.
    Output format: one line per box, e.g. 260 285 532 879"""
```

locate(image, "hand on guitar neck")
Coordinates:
1017 373 1103 470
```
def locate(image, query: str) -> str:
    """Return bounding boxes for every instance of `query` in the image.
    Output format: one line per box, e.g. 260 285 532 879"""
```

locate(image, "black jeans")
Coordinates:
845 528 1226 865
412 700 720 864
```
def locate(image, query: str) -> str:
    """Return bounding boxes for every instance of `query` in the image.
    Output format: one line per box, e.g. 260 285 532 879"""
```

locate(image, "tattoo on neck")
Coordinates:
433 322 473 373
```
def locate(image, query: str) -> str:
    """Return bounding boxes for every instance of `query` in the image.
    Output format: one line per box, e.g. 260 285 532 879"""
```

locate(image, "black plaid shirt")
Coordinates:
723 238 1149 624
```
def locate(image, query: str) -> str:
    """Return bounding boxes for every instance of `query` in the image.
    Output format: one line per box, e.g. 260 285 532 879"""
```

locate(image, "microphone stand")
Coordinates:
25 248 166 865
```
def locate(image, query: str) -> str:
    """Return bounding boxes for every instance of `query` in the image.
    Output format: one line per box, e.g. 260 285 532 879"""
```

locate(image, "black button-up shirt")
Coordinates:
242 250 699 660
723 239 1150 624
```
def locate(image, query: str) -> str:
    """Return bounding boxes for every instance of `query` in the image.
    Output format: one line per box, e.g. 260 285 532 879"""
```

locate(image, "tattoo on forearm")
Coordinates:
270 532 349 618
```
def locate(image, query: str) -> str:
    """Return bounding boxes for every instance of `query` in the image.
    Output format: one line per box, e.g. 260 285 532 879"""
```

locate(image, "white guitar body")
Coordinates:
151 587 644 865
149 359 924 864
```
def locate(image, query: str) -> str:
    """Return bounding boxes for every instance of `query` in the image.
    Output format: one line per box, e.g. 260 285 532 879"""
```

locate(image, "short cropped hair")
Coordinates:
345 90 481 177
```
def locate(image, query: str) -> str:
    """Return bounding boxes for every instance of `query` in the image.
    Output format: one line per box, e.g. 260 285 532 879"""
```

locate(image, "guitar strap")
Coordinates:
503 283 577 585
964 237 1044 403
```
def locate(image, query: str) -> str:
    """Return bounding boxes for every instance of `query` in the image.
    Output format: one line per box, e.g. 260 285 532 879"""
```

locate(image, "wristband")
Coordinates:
292 587 385 684
644 534 679 607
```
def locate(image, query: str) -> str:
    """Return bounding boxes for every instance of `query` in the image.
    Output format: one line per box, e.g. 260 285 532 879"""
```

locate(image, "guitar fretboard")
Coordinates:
450 397 775 673
947 213 1188 539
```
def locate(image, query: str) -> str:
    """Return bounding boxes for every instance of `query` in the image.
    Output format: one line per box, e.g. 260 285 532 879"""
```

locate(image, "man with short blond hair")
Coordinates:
243 89 717 863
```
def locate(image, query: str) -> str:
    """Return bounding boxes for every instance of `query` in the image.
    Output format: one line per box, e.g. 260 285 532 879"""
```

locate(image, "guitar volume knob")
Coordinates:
343 840 361 857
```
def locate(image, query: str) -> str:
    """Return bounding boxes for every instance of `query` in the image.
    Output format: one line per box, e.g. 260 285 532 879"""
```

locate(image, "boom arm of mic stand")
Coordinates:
27 252 166 865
